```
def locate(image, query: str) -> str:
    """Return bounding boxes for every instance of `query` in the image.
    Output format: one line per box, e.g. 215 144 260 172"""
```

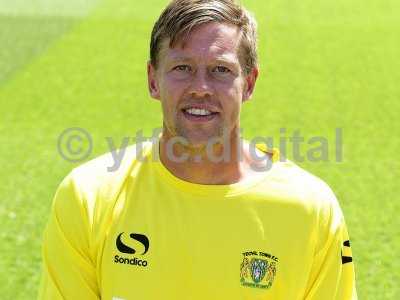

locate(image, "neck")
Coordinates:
159 128 264 185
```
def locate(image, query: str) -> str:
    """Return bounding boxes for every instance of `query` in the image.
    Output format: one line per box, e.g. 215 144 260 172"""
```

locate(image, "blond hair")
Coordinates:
150 0 258 75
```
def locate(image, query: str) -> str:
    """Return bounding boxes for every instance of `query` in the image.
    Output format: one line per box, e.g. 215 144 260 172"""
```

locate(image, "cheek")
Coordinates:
229 104 241 124
163 77 186 105
160 81 182 122
217 81 243 119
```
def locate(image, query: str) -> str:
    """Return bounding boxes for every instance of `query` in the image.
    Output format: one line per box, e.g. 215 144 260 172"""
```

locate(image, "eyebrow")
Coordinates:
168 56 191 63
167 55 239 67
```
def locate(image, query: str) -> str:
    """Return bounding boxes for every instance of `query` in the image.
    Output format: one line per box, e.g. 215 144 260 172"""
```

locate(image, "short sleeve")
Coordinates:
304 190 358 300
37 173 100 299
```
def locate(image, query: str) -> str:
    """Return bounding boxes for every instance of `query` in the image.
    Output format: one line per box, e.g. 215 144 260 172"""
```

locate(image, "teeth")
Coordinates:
185 108 212 116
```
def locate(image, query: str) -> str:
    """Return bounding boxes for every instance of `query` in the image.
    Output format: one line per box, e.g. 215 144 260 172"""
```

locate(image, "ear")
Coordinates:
242 67 259 102
147 61 161 100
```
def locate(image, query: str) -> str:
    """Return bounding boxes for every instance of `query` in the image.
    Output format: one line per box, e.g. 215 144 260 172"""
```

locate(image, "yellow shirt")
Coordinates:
38 140 357 299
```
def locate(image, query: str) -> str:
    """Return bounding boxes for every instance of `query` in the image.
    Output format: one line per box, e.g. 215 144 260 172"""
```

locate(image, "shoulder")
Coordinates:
48 141 154 260
261 159 347 251
69 141 152 195
274 159 345 236
276 160 337 202
253 143 342 218
256 155 345 229
52 141 153 230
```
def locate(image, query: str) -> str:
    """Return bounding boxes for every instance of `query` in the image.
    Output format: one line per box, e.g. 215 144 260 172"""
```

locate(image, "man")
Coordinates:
38 0 357 299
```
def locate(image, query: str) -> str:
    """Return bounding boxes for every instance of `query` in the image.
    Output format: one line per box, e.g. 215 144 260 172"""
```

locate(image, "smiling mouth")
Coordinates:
181 108 219 122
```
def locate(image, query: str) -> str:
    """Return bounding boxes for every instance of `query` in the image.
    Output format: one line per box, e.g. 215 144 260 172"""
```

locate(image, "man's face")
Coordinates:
148 22 258 146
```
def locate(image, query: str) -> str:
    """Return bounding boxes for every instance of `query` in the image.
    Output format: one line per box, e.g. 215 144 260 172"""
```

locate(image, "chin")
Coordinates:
182 132 226 148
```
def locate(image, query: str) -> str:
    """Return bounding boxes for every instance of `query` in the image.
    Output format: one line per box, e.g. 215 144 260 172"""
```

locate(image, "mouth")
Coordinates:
181 107 220 122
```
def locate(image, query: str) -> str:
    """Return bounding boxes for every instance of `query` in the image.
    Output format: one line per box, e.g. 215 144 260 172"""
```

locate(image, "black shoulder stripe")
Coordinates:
342 256 353 264
341 240 352 264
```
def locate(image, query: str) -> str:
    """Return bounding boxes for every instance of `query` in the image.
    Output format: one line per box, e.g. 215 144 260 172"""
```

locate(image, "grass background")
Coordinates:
0 0 399 298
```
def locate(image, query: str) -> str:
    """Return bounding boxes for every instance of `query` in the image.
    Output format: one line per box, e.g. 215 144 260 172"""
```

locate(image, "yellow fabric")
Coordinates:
38 140 357 300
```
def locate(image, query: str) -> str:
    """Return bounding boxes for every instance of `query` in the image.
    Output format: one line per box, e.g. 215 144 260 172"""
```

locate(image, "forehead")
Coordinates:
161 22 241 63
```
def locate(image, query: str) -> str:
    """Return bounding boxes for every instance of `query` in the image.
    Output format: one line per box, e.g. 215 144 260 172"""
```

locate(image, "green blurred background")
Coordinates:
0 0 399 298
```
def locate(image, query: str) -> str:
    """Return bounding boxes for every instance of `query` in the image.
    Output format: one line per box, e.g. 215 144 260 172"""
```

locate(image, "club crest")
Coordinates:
240 250 278 289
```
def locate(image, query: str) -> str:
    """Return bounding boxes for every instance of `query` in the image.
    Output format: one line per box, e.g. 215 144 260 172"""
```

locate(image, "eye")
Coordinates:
213 66 231 73
173 65 191 72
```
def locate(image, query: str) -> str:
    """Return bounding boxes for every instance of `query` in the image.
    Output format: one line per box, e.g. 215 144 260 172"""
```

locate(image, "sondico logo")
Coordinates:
114 232 150 267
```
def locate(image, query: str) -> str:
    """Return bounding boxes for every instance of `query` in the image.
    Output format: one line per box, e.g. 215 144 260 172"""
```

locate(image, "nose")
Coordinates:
188 69 214 98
